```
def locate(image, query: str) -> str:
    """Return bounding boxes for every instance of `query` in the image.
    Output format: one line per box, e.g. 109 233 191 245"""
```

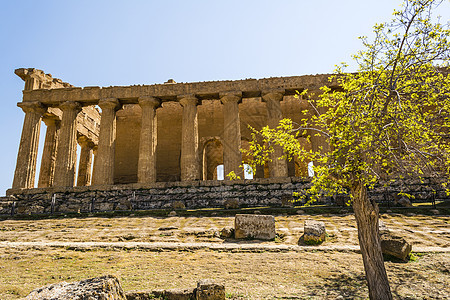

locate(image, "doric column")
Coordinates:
77 136 94 186
38 117 60 188
179 95 200 181
262 90 288 178
92 98 121 185
92 146 98 181
53 101 82 187
12 102 46 189
137 96 160 183
220 91 243 178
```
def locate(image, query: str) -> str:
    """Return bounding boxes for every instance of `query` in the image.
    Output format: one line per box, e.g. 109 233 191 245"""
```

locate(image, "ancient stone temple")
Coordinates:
1 68 335 213
10 68 333 189
4 68 442 215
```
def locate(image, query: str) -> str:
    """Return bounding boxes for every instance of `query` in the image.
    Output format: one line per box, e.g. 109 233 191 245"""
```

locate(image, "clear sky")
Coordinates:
0 0 448 195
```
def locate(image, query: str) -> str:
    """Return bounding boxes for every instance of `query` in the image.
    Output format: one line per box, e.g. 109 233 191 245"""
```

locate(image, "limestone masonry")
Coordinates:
1 68 446 214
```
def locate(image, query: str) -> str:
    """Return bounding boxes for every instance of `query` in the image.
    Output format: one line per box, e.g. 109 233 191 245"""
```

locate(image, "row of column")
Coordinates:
13 90 289 189
12 101 96 189
137 90 289 183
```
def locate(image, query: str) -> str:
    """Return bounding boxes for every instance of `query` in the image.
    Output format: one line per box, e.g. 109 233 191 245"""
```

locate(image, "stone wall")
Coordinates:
1 177 448 216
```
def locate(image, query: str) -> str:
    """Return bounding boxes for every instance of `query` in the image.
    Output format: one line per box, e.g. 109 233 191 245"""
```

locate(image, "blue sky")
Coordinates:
0 0 448 195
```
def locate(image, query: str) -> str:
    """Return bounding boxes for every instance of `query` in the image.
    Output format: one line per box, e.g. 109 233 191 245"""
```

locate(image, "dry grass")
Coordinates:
0 213 449 299
1 248 449 299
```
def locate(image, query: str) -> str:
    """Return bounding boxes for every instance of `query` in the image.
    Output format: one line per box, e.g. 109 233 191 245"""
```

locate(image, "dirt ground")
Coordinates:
0 213 448 299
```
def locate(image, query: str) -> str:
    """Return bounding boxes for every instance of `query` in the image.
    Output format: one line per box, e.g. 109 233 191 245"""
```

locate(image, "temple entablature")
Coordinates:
21 74 335 105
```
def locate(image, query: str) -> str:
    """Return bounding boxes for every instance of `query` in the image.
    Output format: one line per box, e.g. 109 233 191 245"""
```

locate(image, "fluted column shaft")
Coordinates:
179 95 200 181
92 98 120 185
220 92 243 178
12 102 46 189
138 96 160 183
53 101 82 187
38 117 60 188
262 91 288 178
77 136 94 186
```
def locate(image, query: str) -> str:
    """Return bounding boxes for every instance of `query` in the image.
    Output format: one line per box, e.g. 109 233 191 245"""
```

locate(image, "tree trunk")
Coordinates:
351 181 392 300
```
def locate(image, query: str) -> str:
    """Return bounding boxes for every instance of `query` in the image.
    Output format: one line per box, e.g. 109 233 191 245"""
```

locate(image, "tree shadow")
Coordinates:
305 271 368 299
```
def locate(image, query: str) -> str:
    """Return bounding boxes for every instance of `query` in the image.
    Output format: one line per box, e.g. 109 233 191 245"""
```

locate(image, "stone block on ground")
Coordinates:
196 279 225 300
220 226 234 238
381 234 412 261
303 219 326 244
234 214 276 240
25 275 126 300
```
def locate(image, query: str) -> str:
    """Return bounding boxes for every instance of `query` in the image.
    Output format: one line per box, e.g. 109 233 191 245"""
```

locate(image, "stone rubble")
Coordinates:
25 275 126 300
26 276 225 300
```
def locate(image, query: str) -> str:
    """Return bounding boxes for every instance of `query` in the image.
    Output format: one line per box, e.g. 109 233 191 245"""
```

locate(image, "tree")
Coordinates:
244 0 450 299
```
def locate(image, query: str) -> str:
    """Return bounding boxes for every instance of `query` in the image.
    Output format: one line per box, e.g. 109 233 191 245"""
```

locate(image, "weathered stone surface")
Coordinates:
126 289 195 300
379 220 390 235
303 219 326 244
234 214 276 240
166 288 195 300
381 234 412 261
126 291 157 300
172 201 186 209
398 197 413 207
224 199 239 209
196 279 225 300
220 226 234 238
25 275 126 300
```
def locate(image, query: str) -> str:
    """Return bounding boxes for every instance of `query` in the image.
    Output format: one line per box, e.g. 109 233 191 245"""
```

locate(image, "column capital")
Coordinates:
59 101 82 113
42 115 60 127
17 101 46 115
261 89 285 102
77 135 95 148
178 94 199 107
138 96 160 108
220 91 242 104
98 98 121 110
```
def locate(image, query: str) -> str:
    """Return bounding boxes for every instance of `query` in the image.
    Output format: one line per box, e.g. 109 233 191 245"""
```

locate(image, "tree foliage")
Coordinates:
246 0 450 200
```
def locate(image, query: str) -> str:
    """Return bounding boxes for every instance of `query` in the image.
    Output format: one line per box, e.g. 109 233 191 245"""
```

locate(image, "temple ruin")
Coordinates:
2 68 445 214
9 68 332 191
